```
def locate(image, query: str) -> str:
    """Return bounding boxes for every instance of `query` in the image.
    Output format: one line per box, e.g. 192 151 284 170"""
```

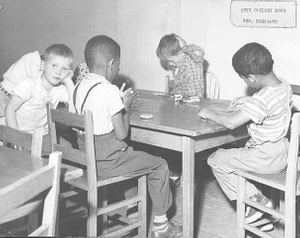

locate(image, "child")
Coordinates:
4 44 75 137
0 51 41 118
198 42 292 227
156 33 205 97
73 35 182 238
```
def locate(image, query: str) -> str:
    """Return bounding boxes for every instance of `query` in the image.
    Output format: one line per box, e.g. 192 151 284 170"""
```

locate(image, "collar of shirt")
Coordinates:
87 73 111 85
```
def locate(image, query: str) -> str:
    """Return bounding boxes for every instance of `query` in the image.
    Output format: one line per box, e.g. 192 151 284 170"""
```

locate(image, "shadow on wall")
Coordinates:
113 74 135 90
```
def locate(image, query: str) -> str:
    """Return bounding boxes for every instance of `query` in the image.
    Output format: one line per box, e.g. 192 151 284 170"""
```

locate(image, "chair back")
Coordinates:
286 112 300 192
291 84 300 112
47 103 97 185
291 84 300 96
0 151 62 236
205 69 220 99
0 125 43 157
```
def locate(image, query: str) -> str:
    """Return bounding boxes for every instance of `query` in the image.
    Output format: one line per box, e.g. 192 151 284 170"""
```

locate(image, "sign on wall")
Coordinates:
230 0 297 28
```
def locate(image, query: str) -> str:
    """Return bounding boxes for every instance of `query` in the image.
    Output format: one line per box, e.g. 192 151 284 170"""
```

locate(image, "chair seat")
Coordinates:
66 171 149 191
237 170 300 195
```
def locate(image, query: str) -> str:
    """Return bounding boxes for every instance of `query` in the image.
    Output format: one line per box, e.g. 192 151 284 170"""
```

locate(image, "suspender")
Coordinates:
73 82 102 114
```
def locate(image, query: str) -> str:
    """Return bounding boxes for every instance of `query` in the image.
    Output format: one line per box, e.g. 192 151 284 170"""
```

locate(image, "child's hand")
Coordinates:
227 96 248 112
119 83 132 98
175 35 187 48
197 108 213 120
62 70 74 85
123 91 139 112
120 83 139 111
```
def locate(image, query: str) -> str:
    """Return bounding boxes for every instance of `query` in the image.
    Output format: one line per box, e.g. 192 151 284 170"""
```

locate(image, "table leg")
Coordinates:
182 136 195 238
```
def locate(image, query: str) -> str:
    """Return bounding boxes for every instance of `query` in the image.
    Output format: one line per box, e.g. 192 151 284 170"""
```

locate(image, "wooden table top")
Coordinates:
130 90 236 137
0 146 83 189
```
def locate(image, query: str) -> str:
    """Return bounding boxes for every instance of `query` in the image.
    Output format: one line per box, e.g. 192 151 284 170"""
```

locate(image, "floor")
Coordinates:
1 151 300 238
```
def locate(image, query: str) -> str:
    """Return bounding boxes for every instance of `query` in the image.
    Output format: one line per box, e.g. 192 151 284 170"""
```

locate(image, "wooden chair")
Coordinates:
0 150 62 236
0 125 44 234
236 112 300 238
205 69 220 99
0 124 43 157
291 84 300 111
47 104 148 237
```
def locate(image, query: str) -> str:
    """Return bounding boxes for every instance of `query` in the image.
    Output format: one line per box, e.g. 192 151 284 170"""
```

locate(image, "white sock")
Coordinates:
153 214 168 231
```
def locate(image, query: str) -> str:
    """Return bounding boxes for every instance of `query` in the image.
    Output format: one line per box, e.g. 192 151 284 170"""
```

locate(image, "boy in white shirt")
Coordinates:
74 35 183 238
5 44 75 138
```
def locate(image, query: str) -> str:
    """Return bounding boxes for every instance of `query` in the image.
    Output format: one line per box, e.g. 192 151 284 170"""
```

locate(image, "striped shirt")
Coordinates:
241 79 292 145
73 73 124 135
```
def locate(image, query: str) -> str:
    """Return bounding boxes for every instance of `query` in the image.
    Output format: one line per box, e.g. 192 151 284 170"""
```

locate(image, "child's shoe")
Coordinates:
245 193 272 224
259 222 274 231
151 221 183 238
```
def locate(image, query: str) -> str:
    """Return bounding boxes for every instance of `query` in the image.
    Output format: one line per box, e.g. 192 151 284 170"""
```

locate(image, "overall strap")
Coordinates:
73 82 102 114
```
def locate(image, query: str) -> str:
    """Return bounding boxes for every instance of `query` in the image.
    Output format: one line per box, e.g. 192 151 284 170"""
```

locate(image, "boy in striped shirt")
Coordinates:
198 42 292 228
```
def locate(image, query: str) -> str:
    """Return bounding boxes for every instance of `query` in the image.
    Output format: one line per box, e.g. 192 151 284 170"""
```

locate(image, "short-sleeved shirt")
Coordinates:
2 51 41 94
12 76 68 134
73 73 124 135
173 44 205 97
241 79 292 145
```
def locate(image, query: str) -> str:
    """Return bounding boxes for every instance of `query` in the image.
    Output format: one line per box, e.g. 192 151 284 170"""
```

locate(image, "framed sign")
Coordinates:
230 0 297 28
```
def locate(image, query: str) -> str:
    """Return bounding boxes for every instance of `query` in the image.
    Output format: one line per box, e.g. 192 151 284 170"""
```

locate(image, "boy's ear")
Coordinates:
108 59 115 70
40 60 45 71
248 74 257 84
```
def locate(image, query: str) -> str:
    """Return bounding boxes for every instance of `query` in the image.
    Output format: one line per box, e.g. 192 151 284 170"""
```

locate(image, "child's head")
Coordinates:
84 35 120 82
41 44 74 86
232 42 274 79
156 33 185 67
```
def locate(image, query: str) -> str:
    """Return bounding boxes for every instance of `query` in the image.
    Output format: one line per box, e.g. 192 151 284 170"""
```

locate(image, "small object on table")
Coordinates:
183 96 200 103
152 92 167 97
140 113 154 120
173 94 183 102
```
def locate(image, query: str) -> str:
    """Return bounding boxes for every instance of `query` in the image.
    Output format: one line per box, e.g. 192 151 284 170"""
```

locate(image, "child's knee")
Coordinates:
160 158 170 171
207 150 220 168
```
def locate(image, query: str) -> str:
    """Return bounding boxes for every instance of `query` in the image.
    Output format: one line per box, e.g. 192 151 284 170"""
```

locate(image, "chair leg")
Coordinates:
138 175 147 237
278 191 285 236
285 194 296 238
236 175 246 238
27 212 39 234
87 187 98 237
98 186 108 236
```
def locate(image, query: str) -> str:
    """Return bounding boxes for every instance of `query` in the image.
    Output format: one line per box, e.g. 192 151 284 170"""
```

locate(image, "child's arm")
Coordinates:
5 96 23 130
182 45 205 63
112 85 138 140
61 70 75 109
198 107 251 130
227 96 250 112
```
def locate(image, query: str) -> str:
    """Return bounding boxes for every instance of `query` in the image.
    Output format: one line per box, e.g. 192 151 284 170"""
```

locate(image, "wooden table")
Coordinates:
0 146 83 189
129 90 249 237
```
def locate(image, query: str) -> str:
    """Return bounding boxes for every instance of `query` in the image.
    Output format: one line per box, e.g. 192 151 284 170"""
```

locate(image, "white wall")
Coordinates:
1 0 298 100
117 0 300 99
0 0 118 76
117 0 182 91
